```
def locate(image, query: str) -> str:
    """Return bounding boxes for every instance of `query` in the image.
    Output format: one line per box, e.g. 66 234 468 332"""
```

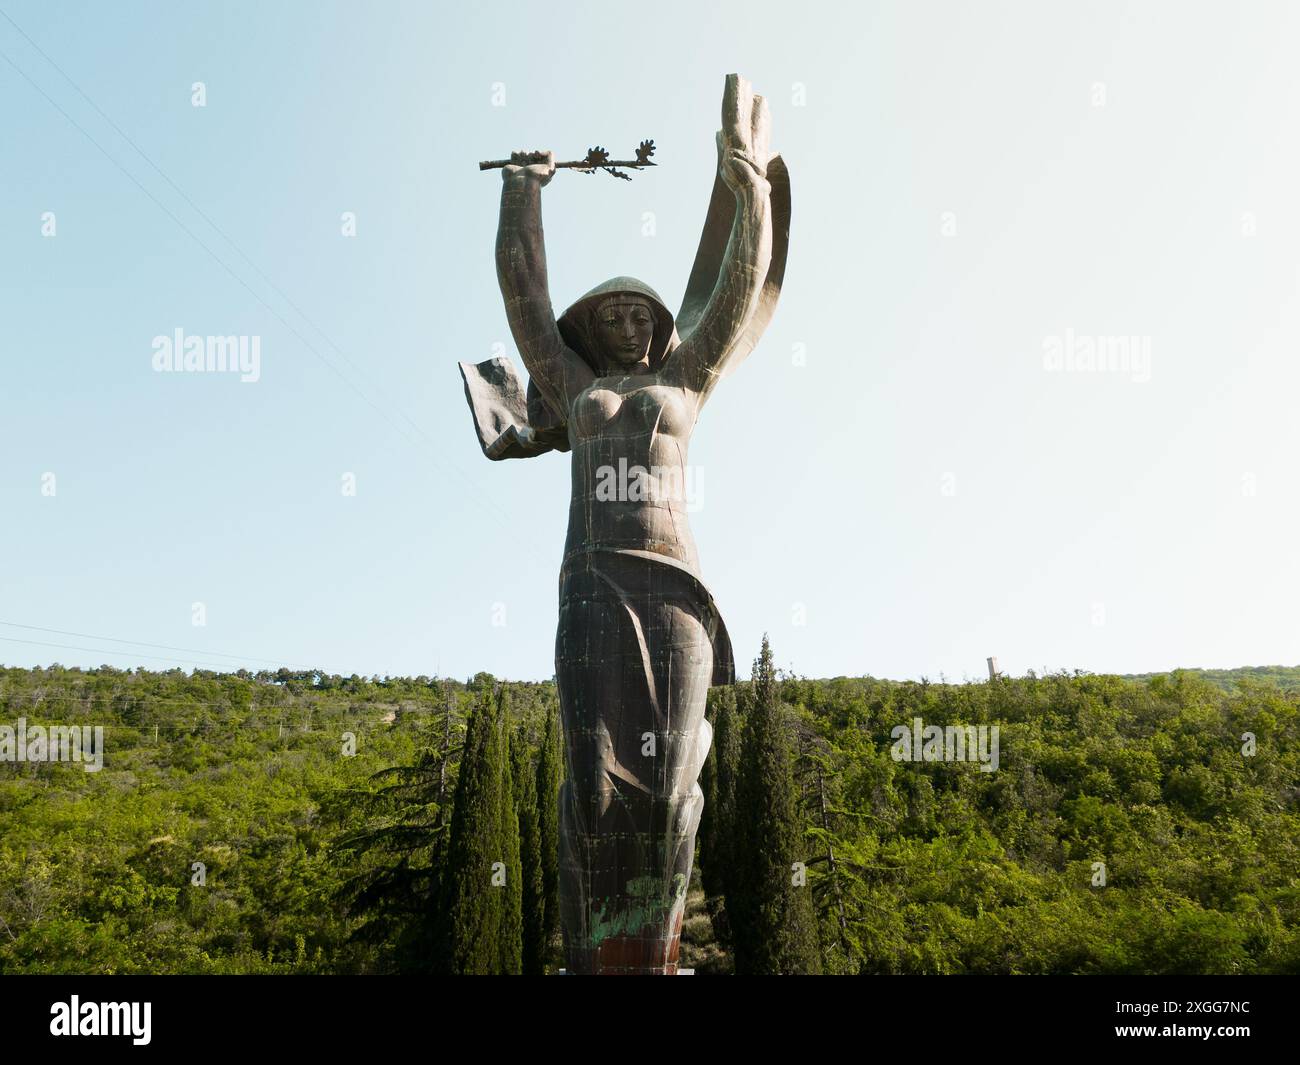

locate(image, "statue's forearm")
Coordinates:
682 182 772 388
494 177 569 410
496 177 550 332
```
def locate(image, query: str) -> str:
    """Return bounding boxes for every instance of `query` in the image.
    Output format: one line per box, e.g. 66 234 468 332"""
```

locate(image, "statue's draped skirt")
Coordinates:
555 547 733 974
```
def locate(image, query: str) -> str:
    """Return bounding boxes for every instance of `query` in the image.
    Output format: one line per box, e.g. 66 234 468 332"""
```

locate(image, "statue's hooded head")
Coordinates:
557 277 678 377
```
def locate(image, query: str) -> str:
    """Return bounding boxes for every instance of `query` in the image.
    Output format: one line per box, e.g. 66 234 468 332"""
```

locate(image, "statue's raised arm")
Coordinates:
662 74 791 407
494 150 595 417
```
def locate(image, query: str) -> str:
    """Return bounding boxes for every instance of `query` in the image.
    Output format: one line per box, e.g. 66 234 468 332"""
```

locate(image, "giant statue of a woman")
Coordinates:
460 74 790 974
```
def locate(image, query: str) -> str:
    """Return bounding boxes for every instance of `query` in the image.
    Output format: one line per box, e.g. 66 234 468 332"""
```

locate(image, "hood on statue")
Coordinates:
556 276 679 375
460 278 679 462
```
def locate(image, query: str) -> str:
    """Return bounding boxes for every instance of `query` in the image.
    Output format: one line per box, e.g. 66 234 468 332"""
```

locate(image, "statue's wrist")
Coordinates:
729 174 770 201
502 169 544 192
501 177 543 209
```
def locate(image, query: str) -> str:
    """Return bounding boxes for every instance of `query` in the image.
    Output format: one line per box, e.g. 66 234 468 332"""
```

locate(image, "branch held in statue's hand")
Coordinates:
481 141 657 181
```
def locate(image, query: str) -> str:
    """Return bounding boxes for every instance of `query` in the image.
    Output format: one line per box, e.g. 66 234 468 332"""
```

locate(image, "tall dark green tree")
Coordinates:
439 681 521 974
497 690 523 975
699 685 742 948
329 693 461 973
535 701 562 962
730 636 823 974
511 726 546 974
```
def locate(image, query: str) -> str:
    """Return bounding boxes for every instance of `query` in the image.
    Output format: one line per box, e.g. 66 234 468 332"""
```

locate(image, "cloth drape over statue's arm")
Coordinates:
459 147 791 460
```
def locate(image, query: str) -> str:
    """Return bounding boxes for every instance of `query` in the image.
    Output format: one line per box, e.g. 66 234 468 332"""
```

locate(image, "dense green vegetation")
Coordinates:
0 665 558 973
1121 664 1300 693
712 665 1300 974
1 656 1297 974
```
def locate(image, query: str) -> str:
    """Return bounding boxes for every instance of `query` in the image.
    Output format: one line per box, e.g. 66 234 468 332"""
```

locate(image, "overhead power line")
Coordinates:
0 620 313 669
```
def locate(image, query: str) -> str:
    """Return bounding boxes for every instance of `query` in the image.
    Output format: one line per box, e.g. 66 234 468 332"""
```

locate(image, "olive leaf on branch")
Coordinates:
578 140 656 180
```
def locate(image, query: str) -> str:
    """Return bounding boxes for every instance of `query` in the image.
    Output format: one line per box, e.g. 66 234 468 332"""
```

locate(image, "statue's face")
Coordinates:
595 298 656 371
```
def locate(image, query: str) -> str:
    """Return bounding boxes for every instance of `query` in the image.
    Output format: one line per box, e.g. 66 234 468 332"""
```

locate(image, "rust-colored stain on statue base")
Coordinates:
570 909 685 974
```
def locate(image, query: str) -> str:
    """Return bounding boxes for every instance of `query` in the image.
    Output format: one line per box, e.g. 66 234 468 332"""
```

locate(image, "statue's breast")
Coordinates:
572 381 694 442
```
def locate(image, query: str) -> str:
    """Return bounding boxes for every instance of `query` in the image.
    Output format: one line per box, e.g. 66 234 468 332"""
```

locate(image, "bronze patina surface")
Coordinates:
461 73 790 974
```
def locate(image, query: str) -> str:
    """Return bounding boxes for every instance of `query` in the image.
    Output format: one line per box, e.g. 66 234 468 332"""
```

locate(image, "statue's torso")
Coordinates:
564 374 700 570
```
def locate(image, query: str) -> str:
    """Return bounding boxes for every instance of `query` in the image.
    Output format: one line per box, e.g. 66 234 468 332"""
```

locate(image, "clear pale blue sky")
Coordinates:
3 1 1300 682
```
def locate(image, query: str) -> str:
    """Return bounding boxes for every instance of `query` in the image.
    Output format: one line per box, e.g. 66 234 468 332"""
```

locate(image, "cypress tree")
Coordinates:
535 701 562 961
699 686 741 947
699 698 719 885
731 636 822 974
440 680 523 974
497 689 523 975
439 681 500 973
511 726 546 974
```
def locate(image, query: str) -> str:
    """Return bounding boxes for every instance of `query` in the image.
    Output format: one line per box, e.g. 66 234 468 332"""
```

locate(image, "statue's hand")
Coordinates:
503 149 556 187
717 74 771 194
